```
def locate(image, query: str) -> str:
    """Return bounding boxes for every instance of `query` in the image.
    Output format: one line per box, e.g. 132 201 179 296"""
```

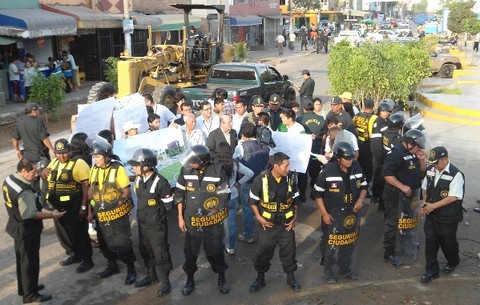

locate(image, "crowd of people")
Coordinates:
4 71 466 301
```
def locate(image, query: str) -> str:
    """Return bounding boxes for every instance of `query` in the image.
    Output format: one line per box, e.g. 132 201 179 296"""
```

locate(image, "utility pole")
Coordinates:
123 0 133 56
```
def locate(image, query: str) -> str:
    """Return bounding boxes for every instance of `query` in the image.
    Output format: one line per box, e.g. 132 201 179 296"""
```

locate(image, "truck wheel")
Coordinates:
439 63 455 78
88 82 117 104
153 85 177 113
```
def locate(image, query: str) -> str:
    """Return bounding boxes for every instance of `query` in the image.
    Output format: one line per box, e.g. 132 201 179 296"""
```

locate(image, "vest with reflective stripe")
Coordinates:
353 112 372 142
46 157 81 207
257 172 296 223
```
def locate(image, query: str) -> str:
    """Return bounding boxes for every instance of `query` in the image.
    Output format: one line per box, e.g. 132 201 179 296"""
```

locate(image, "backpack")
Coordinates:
256 125 276 148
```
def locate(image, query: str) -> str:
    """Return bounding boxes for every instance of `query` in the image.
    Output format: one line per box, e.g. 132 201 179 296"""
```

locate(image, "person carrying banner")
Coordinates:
88 137 137 285
128 149 174 295
314 142 367 283
419 146 465 283
175 144 231 295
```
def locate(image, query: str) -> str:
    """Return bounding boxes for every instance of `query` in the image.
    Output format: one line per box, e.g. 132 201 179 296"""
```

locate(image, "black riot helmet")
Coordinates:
128 148 157 168
402 129 426 149
388 112 405 129
333 142 355 160
90 136 113 157
180 144 212 168
378 101 393 112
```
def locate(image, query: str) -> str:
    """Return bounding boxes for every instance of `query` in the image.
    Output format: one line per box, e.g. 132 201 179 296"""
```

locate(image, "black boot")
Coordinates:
249 272 266 293
125 263 136 285
97 260 120 279
182 275 195 296
287 272 301 292
217 272 230 294
157 270 171 297
135 267 158 288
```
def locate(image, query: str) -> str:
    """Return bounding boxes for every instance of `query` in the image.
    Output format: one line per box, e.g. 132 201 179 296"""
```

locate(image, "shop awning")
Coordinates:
343 9 369 18
229 15 263 27
0 36 18 45
0 8 77 38
151 14 201 32
41 5 123 29
129 12 162 30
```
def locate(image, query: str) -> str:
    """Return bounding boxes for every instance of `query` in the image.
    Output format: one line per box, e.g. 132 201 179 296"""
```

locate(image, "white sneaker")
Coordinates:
225 248 235 255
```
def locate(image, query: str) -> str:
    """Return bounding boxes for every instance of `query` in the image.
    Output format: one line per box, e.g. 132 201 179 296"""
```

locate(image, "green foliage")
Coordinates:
446 0 477 34
328 41 431 105
233 41 248 62
104 56 119 89
412 0 428 15
291 0 321 15
29 73 65 121
463 18 480 35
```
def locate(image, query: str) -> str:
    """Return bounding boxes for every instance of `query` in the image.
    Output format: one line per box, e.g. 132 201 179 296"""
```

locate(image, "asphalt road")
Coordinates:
0 50 479 305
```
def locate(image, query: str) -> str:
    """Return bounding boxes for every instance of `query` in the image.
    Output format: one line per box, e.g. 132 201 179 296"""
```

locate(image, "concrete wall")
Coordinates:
0 0 38 9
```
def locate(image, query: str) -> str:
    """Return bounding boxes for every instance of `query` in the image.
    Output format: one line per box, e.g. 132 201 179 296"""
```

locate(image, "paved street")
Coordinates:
0 45 479 305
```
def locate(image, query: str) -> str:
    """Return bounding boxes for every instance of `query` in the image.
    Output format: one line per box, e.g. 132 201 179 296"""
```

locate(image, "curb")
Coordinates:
418 93 480 119
418 108 480 126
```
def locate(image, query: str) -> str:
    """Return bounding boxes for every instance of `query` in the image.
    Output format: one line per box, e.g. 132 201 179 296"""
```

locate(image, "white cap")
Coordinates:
122 121 141 133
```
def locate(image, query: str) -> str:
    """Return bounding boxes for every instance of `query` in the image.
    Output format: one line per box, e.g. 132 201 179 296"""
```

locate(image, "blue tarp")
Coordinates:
229 15 262 27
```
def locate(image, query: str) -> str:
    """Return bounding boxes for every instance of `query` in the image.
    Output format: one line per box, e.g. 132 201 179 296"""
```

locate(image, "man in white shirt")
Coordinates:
232 99 249 134
276 33 285 55
196 101 220 136
180 113 206 149
280 109 305 133
144 94 176 129
9 58 24 103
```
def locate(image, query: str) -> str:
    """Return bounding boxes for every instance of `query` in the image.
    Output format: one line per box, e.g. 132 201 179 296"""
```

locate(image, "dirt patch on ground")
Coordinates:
0 99 85 153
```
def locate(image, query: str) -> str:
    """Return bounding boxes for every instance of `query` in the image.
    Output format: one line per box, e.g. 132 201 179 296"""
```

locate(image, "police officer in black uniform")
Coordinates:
370 100 393 211
43 138 93 273
419 147 465 283
382 112 405 156
88 138 137 285
314 142 367 282
248 152 302 293
176 145 230 295
353 98 376 187
128 149 174 295
3 159 65 303
382 129 426 267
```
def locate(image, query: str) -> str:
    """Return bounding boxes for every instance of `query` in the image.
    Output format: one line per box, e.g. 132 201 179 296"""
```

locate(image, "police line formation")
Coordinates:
4 89 465 303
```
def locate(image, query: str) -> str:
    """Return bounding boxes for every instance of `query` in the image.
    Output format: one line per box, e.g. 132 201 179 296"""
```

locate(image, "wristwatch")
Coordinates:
81 205 87 211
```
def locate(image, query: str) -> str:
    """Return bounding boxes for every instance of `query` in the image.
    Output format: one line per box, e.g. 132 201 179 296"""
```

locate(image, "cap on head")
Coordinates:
54 138 71 154
250 95 264 106
122 121 140 133
339 92 353 100
331 96 342 105
269 94 281 104
301 69 310 76
428 146 448 164
25 102 40 114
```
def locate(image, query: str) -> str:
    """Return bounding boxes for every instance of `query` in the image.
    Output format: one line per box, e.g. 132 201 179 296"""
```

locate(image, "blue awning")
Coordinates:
229 15 262 27
0 8 77 38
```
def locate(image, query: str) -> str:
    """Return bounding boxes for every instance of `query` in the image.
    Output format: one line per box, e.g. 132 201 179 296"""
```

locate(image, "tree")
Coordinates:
412 0 428 15
328 41 431 105
29 73 65 122
291 0 321 16
446 0 477 34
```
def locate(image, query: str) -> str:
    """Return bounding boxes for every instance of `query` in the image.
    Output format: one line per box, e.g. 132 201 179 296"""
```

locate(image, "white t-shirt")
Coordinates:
153 104 176 128
8 62 20 81
196 114 220 136
286 122 305 134
276 34 285 43
325 130 359 153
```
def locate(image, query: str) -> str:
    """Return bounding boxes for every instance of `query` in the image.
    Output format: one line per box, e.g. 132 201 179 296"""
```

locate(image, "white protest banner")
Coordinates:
113 128 185 186
71 97 116 140
113 93 148 139
270 132 312 173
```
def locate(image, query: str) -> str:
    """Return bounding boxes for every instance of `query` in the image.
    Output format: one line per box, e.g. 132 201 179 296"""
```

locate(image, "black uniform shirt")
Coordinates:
383 142 421 189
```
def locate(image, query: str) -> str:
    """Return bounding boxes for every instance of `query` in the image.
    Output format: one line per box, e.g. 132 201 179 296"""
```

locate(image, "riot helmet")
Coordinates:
381 98 395 110
378 101 393 112
402 129 426 149
128 148 157 168
36 157 50 175
333 142 355 160
180 144 212 168
90 136 113 156
388 112 405 129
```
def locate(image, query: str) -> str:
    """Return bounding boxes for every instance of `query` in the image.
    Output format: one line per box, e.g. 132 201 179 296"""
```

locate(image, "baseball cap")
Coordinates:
428 146 448 164
123 121 141 133
54 138 71 154
331 96 342 105
250 95 264 106
25 102 40 113
269 94 281 104
302 69 310 76
339 92 353 100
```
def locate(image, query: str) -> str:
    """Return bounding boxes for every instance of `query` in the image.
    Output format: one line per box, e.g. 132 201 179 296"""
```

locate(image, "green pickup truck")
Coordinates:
180 62 296 109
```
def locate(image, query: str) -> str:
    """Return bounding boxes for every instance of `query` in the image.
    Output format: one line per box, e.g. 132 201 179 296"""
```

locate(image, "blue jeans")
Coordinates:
225 197 238 249
240 182 254 239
